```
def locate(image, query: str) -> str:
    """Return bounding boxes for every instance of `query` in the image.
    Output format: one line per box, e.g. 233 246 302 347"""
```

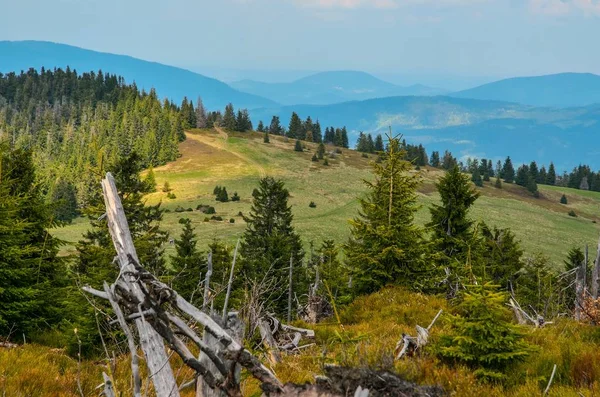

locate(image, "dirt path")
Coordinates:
193 127 267 178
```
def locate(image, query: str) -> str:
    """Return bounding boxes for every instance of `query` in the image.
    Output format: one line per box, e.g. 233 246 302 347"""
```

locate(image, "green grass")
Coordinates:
52 129 600 266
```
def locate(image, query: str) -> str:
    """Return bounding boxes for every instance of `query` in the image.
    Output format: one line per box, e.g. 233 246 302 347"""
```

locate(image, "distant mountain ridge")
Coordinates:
249 95 600 170
0 40 276 110
231 70 447 105
452 73 600 107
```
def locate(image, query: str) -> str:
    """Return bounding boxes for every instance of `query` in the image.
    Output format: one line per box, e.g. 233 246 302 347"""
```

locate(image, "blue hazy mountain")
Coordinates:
0 41 276 110
250 95 600 170
451 73 600 107
231 71 447 105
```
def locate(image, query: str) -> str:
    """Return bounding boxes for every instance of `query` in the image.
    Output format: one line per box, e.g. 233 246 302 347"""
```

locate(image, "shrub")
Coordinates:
560 194 568 204
361 153 368 158
309 201 317 208
312 154 318 162
213 185 222 195
162 181 171 192
569 210 577 217
216 187 229 202
263 133 270 143
167 192 176 199
495 178 502 189
203 217 210 222
435 284 531 382
164 209 171 213
205 206 216 214
335 148 343 154
294 139 303 152
186 208 193 212
324 158 329 166
229 218 235 223
175 206 185 213
211 215 223 221
231 192 240 201
238 211 243 217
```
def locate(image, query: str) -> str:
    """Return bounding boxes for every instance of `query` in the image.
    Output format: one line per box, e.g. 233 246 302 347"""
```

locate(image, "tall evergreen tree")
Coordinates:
478 224 523 287
502 157 515 183
288 112 303 139
170 218 204 304
269 116 283 135
546 162 557 185
222 103 236 131
374 134 385 152
345 134 425 294
428 165 480 288
515 165 529 187
195 96 207 128
341 127 349 148
313 120 323 143
50 178 79 222
240 177 304 314
430 151 441 168
257 120 265 132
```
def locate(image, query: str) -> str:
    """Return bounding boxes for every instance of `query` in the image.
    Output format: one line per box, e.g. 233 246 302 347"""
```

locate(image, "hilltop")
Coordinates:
0 40 276 109
452 72 600 107
53 128 600 266
230 70 446 105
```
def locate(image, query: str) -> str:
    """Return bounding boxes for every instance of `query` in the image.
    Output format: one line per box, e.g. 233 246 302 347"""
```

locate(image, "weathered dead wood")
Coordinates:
575 252 587 321
543 364 557 396
0 341 18 349
288 256 293 323
103 282 142 397
259 318 282 365
593 236 600 300
508 298 548 327
395 310 442 360
101 173 178 397
222 240 239 322
203 251 213 312
102 372 116 397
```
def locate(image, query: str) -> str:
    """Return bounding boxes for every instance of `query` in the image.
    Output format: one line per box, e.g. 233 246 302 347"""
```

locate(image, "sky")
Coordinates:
1 0 599 89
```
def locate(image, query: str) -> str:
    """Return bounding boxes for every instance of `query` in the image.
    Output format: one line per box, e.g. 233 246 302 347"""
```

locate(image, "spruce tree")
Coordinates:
442 150 457 170
269 116 283 135
478 224 523 287
317 143 326 160
263 132 270 143
430 151 440 168
529 161 539 183
428 165 480 287
515 165 529 187
436 284 531 382
257 120 265 132
538 166 547 184
195 96 207 128
144 167 157 192
294 139 303 152
313 120 323 143
240 177 304 314
223 103 236 131
547 162 557 185
495 177 502 189
374 134 385 152
341 127 349 148
345 134 425 294
51 178 79 222
288 112 303 139
560 194 568 204
471 166 483 187
502 157 515 183
170 218 203 304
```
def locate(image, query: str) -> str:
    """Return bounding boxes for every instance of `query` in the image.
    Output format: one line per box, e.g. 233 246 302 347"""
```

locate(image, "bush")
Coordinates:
216 187 229 202
569 210 577 217
495 178 502 189
335 148 343 154
231 192 240 201
175 206 185 213
167 192 176 199
211 215 223 221
238 211 243 217
229 218 235 223
361 152 368 158
324 158 329 166
294 139 303 152
560 194 568 204
186 208 193 212
435 284 531 382
312 154 318 162
164 209 171 213
263 133 270 143
162 181 171 192
309 201 317 208
204 217 210 222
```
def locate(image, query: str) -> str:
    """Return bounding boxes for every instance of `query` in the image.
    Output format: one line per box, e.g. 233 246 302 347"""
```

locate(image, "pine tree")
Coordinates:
436 284 531 382
515 165 529 187
341 127 349 148
170 218 203 304
257 120 265 132
311 153 318 162
195 96 207 128
240 177 304 314
442 150 457 170
334 128 343 147
223 103 236 131
269 116 283 135
366 134 375 153
263 132 270 143
471 166 483 187
294 139 303 152
313 120 323 143
0 147 66 338
162 181 171 192
478 224 523 287
430 151 440 168
560 194 568 204
547 162 557 185
303 116 313 141
144 167 157 192
529 161 539 183
502 157 515 183
317 143 325 160
288 112 303 139
317 240 350 304
216 187 229 202
345 134 425 294
51 178 79 222
428 165 480 287
374 134 385 152
538 166 547 184
495 177 502 189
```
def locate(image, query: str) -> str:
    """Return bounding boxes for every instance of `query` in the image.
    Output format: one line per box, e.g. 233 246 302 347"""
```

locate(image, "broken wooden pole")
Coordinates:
222 239 239 322
203 251 213 312
101 173 178 397
258 318 282 365
288 255 293 323
593 235 600 299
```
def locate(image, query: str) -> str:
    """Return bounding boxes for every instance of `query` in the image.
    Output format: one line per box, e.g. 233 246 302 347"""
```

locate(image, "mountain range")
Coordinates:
230 71 447 105
0 41 276 110
2 40 600 169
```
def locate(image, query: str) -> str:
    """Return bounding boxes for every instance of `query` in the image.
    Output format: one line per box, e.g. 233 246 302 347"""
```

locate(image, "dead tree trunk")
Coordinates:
575 250 587 321
593 236 600 300
100 173 178 397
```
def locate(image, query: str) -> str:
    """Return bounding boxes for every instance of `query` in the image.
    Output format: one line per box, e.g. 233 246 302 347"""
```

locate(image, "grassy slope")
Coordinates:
53 128 600 266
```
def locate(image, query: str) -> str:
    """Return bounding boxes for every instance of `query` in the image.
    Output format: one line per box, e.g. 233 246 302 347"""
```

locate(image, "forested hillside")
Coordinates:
0 67 189 217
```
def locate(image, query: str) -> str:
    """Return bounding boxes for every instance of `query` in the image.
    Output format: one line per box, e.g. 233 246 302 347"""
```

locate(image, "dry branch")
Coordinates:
395 310 443 360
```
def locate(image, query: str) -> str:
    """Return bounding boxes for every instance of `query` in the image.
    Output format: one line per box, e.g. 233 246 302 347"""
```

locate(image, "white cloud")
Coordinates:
529 0 600 16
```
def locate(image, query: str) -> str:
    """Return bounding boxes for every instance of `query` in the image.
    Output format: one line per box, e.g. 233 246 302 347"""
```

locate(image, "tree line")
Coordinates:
0 67 191 222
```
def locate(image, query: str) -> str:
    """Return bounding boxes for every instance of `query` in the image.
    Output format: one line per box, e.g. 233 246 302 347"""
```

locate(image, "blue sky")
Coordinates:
1 0 598 88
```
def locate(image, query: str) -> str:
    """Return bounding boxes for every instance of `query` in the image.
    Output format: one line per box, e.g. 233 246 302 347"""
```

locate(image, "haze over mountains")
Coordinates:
2 40 600 169
230 71 447 105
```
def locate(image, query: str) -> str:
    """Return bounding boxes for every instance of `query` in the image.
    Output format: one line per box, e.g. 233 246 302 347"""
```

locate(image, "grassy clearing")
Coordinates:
52 129 600 265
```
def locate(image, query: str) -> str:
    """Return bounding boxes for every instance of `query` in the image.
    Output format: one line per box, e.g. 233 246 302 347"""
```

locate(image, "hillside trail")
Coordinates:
198 126 267 178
